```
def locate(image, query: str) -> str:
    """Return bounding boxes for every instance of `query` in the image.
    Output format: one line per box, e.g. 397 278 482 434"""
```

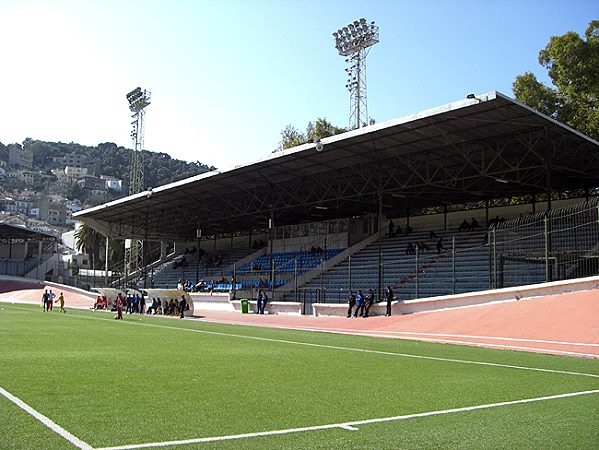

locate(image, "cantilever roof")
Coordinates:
0 222 57 241
75 92 599 241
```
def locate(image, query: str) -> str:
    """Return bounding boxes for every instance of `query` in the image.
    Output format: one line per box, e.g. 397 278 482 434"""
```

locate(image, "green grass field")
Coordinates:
0 303 598 449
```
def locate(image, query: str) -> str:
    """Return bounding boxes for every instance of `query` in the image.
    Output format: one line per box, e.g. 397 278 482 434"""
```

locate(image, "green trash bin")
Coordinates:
240 299 249 314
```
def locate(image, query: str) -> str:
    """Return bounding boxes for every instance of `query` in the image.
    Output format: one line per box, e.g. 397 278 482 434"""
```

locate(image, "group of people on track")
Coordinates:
347 285 395 318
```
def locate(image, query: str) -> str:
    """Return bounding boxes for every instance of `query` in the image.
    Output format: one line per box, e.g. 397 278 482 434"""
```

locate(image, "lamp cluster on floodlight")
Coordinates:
333 18 379 57
126 87 151 112
333 18 379 130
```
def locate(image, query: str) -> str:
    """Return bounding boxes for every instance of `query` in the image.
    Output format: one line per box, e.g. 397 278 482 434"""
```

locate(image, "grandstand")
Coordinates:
58 92 599 313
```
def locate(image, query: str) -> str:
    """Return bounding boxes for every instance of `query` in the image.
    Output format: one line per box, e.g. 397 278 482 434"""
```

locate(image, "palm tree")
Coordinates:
74 223 104 270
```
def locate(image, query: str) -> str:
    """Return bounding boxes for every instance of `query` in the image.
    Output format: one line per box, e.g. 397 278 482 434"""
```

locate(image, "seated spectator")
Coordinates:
405 242 415 255
470 218 481 231
429 230 437 239
458 219 470 232
405 224 413 234
436 238 444 254
417 241 429 252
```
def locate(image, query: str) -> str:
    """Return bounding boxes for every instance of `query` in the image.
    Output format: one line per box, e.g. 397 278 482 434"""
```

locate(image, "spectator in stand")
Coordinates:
388 220 395 237
363 288 375 318
429 230 438 239
405 224 413 234
417 241 429 252
385 286 394 317
470 217 481 231
405 242 415 255
347 290 356 318
458 219 470 232
436 238 445 254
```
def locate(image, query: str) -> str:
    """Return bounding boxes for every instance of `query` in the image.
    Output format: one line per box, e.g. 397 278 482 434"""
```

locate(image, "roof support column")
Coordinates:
545 127 553 212
544 127 553 281
269 208 275 301
378 182 383 302
105 235 109 286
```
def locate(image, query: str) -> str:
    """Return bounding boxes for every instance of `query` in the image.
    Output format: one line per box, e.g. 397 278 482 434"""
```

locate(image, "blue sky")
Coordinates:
0 0 596 170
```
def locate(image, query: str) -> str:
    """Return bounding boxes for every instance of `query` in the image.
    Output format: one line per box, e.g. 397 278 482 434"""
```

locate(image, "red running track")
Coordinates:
1 281 597 358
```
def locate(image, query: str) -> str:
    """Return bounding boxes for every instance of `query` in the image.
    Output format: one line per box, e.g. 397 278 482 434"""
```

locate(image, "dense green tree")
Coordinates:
276 118 346 151
513 20 599 140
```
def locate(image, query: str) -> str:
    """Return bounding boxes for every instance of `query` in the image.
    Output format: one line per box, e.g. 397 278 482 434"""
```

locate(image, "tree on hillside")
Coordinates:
276 118 346 151
513 20 599 140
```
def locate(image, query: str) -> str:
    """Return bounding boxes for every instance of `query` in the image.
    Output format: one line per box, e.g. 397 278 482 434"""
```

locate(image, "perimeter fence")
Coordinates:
288 199 599 309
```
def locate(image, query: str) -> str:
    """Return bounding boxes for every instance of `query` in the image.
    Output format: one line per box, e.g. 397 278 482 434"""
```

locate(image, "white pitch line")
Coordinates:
195 318 599 358
96 389 599 450
0 386 93 450
6 304 598 380
69 309 599 379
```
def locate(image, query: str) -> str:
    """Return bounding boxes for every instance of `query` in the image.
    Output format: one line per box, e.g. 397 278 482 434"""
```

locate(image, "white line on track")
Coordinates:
96 389 599 450
0 386 93 450
196 317 599 348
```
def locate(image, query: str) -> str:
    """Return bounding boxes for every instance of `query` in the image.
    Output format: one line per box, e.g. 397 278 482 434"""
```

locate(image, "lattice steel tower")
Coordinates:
124 87 151 279
333 18 379 130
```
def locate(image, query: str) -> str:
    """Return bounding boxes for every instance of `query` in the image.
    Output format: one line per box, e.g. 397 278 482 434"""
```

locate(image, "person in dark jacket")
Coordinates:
347 290 356 318
385 286 394 317
363 288 376 317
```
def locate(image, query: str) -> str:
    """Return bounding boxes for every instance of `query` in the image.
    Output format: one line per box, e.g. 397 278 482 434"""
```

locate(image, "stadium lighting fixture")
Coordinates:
333 18 379 130
124 86 151 279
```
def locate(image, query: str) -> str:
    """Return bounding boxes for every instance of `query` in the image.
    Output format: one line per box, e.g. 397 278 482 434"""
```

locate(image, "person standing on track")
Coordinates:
179 295 187 319
347 290 356 318
385 285 394 317
363 288 375 317
352 290 365 318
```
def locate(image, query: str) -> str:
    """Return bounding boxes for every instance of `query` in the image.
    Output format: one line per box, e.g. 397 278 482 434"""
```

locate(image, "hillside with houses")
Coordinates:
0 139 215 235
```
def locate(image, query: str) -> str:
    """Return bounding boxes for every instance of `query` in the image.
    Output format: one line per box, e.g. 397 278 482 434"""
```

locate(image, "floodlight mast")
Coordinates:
124 87 151 282
333 18 379 130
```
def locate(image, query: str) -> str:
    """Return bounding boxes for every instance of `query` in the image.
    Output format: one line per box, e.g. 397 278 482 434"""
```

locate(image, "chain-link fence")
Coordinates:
290 199 598 306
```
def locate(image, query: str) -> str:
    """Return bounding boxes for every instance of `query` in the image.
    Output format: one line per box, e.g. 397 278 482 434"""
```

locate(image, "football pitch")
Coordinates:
1 303 598 449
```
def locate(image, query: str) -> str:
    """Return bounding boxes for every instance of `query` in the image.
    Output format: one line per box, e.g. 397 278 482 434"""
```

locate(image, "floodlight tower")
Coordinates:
124 87 151 279
333 18 379 130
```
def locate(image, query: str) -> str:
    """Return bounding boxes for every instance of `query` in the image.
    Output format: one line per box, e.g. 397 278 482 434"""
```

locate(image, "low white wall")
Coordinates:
190 292 235 313
314 301 398 317
314 276 599 317
230 300 302 315
400 275 599 314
